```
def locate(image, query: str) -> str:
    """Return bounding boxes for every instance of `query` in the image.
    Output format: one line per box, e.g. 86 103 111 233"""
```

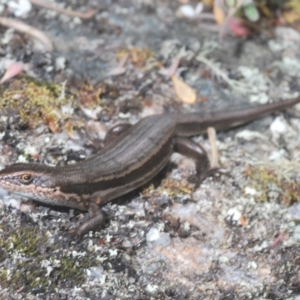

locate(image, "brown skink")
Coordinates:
0 97 299 236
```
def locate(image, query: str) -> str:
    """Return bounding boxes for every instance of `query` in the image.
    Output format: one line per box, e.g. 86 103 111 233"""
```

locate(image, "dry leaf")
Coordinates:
44 111 61 133
213 3 225 25
240 215 247 227
63 120 84 138
171 75 197 104
283 11 300 24
202 0 214 7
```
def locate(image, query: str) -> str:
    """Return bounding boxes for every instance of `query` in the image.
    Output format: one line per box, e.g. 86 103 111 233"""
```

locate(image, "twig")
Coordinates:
196 53 252 94
30 0 96 19
166 55 181 78
105 54 128 77
207 127 220 168
0 17 53 51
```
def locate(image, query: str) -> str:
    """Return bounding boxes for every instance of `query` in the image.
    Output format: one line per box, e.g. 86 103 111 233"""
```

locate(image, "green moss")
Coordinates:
117 47 154 68
77 82 119 109
58 255 93 283
245 165 300 205
0 77 74 132
0 227 100 293
142 178 192 198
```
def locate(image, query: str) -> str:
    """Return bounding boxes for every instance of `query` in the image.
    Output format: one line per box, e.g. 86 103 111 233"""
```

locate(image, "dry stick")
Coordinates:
196 54 252 95
167 55 181 78
105 54 128 77
30 0 96 19
217 0 245 39
0 17 53 51
207 126 220 168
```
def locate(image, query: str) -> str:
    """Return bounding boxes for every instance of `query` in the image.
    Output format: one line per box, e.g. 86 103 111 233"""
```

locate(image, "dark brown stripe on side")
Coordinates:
60 134 175 196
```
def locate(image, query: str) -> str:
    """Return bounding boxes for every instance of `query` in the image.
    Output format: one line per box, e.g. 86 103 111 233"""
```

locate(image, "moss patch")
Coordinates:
0 77 74 132
245 165 300 205
0 227 99 293
142 178 193 199
77 82 119 109
117 47 155 68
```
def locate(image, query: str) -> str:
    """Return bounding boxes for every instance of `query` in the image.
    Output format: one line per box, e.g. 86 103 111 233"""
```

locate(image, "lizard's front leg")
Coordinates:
68 194 105 237
69 124 133 237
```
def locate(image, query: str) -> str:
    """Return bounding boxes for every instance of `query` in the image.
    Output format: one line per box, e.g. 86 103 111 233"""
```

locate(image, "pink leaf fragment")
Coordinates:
270 231 285 249
0 62 23 84
228 17 251 37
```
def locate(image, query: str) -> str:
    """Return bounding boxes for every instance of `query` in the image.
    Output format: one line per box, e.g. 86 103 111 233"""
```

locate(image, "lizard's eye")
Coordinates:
19 174 33 184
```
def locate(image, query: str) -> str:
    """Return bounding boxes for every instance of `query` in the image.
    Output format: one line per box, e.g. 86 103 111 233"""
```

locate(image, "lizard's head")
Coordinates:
0 163 54 199
0 163 85 210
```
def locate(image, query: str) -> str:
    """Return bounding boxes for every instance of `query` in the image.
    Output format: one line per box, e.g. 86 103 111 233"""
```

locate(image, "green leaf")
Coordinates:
244 4 259 22
225 0 236 8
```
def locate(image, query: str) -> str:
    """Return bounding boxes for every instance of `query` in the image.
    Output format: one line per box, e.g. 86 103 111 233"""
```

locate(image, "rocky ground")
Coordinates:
0 0 300 299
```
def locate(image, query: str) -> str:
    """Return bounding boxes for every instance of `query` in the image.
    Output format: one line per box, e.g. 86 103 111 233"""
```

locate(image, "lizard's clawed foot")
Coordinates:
191 167 228 190
68 203 105 238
